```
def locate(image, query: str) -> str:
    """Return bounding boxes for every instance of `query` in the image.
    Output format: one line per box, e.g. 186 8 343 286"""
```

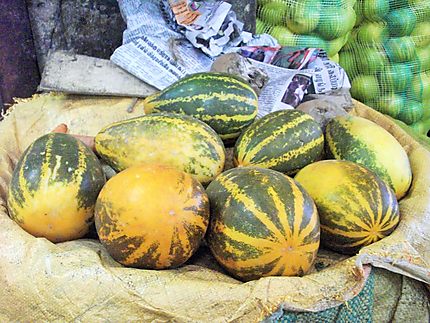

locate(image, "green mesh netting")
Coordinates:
264 269 374 323
340 0 430 132
256 1 357 61
256 0 430 135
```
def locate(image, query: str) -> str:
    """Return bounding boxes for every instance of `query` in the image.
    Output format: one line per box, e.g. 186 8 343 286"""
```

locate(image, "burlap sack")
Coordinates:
0 94 428 322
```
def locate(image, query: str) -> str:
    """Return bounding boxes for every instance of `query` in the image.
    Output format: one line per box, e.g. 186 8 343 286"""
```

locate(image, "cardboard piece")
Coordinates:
38 51 157 97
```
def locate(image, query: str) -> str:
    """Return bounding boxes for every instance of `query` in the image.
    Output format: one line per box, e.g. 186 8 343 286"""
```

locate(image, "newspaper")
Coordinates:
111 0 350 119
238 46 351 118
112 0 213 90
112 0 271 90
252 61 313 118
307 58 351 95
268 46 351 94
167 0 253 57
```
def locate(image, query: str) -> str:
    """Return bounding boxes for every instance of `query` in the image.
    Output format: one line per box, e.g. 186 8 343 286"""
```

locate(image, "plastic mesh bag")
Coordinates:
339 0 430 133
257 1 430 135
256 0 357 61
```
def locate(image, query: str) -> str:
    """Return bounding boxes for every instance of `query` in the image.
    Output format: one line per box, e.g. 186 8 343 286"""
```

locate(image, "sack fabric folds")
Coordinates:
0 94 428 322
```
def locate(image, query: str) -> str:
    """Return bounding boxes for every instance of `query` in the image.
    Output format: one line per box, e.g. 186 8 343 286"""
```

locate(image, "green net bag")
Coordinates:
256 0 357 61
338 0 430 134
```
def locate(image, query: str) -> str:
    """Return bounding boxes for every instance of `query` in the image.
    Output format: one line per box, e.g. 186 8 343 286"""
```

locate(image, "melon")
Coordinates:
207 167 320 281
234 109 324 175
7 133 105 242
325 115 412 199
295 160 400 254
95 164 209 269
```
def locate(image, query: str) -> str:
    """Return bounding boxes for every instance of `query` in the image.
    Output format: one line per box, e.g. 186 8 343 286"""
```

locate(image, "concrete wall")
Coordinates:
0 0 40 113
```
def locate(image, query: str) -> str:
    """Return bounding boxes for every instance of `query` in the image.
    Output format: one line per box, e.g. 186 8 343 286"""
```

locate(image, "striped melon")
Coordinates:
7 133 106 243
95 164 209 269
206 167 320 281
325 115 412 199
143 72 258 140
95 113 225 185
295 160 400 254
234 109 324 175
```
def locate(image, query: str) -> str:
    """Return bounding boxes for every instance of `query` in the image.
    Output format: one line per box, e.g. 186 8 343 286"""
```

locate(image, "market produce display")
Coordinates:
95 113 226 185
143 72 258 140
95 164 209 269
257 0 356 58
234 109 324 174
295 160 400 254
1 94 429 321
7 133 105 243
1 0 430 318
326 115 412 199
5 71 414 284
206 167 320 281
338 0 430 133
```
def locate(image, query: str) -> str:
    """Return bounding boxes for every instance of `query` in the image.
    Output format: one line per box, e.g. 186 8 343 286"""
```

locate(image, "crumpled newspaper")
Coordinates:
164 0 253 57
111 0 277 90
111 0 350 119
235 46 351 117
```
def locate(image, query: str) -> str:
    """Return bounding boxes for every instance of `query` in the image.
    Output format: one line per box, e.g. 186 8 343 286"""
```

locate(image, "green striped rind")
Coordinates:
143 72 258 140
8 133 105 222
98 197 208 269
325 117 394 190
95 168 209 269
94 113 226 185
234 110 324 175
206 167 320 281
295 161 400 255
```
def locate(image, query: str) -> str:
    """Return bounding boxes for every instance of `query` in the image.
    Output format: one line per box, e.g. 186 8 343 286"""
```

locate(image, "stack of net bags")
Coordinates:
256 0 357 62
257 1 430 136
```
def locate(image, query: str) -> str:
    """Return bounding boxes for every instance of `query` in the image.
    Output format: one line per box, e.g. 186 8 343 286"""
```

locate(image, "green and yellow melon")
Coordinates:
295 160 400 254
7 133 106 243
206 167 320 281
234 109 324 175
325 115 412 199
95 164 210 269
143 72 258 140
95 113 225 185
